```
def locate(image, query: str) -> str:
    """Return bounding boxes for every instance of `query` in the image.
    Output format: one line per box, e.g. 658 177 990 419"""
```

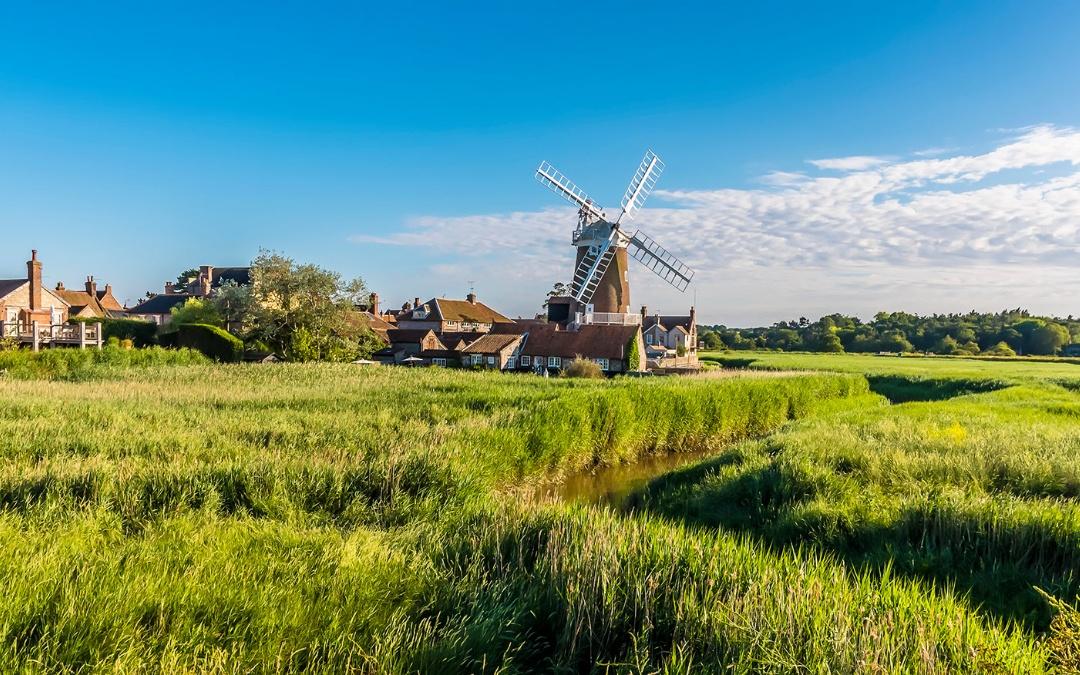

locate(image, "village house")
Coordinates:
514 324 646 374
357 293 394 343
0 251 70 330
460 333 525 370
373 328 448 364
174 265 252 298
128 264 252 326
641 306 699 368
394 293 513 333
53 277 125 319
125 293 193 326
0 251 103 349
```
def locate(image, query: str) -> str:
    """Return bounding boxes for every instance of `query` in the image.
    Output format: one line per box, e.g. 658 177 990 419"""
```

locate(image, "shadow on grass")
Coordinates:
866 375 1007 403
626 456 1078 632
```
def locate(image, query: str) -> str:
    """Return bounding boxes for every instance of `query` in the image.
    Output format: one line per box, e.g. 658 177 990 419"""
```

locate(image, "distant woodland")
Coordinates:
701 310 1080 356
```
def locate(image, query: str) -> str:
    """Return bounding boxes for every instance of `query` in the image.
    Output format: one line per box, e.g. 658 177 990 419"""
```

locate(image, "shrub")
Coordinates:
177 323 243 362
985 341 1018 357
102 318 158 347
626 335 641 371
563 357 603 379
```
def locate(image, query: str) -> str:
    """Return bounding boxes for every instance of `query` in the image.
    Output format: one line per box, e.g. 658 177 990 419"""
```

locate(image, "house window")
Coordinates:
548 356 561 368
646 334 654 344
506 357 516 369
472 354 482 365
445 320 457 328
521 355 531 366
595 358 609 370
486 355 495 366
433 358 447 367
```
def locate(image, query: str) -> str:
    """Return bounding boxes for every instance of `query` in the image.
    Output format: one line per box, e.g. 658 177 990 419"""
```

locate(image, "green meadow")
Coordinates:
1 347 1079 671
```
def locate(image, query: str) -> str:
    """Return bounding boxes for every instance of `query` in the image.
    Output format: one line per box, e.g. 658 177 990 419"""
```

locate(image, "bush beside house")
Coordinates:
178 323 243 362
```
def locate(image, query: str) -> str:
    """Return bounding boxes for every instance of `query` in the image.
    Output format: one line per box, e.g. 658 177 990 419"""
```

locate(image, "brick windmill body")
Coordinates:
536 150 694 325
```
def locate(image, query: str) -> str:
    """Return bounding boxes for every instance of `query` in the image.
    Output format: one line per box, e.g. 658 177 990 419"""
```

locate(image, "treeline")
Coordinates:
701 309 1080 356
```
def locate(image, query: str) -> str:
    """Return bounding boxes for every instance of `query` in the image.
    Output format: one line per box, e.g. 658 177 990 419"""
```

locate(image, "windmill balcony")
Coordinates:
573 311 642 327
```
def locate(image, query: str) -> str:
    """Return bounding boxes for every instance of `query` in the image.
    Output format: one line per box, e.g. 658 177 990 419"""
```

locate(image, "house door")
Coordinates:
51 307 64 326
4 308 17 333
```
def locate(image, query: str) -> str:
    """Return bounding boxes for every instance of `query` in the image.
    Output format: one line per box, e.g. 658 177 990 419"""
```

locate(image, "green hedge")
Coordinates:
102 318 158 348
177 323 243 362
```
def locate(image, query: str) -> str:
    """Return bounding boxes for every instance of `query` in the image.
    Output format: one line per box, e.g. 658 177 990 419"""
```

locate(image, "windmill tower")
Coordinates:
535 150 694 321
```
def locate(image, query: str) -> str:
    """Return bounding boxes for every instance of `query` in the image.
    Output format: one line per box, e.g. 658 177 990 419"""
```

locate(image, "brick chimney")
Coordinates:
104 284 112 296
640 305 647 322
467 292 477 305
369 292 380 316
199 266 213 297
85 275 97 297
55 281 65 291
413 297 420 309
165 281 175 294
27 250 42 311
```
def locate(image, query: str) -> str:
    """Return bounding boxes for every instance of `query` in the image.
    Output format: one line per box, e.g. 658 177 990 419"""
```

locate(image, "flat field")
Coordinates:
1 349 1079 672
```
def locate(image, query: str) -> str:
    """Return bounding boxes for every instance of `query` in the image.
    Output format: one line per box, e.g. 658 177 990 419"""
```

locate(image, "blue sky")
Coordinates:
1 2 1079 325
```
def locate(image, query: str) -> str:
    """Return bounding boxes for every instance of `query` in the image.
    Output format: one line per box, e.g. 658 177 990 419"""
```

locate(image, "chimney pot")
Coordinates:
369 292 380 316
414 297 420 309
467 292 476 305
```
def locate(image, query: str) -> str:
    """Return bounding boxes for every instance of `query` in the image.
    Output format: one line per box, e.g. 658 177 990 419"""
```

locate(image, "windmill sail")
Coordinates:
571 230 620 303
627 230 694 292
535 161 604 221
618 150 664 222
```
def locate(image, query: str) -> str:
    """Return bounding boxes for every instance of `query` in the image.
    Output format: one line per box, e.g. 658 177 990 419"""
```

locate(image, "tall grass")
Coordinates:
0 345 207 380
0 357 1075 670
642 379 1080 630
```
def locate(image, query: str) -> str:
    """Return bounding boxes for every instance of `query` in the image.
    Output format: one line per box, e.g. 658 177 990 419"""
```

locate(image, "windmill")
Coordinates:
535 150 694 320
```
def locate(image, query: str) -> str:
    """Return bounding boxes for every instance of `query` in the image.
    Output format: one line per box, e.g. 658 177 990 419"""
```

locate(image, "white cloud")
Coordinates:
807 155 891 171
355 125 1080 324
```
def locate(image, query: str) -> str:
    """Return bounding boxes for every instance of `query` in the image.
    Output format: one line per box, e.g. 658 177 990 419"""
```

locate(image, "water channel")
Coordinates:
530 446 723 507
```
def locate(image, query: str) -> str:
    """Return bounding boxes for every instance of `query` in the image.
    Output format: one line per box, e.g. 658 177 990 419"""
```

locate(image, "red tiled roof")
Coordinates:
424 298 513 324
54 289 106 316
461 333 522 354
520 324 640 361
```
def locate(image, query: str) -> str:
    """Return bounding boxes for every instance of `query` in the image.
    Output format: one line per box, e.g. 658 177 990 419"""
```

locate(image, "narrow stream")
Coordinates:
531 447 722 507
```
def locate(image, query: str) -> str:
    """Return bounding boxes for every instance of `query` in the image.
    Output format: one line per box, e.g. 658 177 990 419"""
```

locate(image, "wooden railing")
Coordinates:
0 322 103 350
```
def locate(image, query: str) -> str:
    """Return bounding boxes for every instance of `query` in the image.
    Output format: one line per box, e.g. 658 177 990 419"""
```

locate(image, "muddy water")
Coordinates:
531 447 721 507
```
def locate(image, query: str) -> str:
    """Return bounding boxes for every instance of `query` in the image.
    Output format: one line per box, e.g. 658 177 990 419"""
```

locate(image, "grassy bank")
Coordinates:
1 358 1076 670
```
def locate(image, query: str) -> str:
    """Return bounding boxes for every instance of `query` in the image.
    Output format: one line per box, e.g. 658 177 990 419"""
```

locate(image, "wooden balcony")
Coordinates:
0 322 103 350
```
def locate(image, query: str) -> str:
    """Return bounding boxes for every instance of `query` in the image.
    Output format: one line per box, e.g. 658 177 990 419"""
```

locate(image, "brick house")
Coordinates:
514 324 646 374
172 265 251 298
53 277 125 319
460 333 525 370
129 264 252 327
373 328 448 364
394 293 513 333
0 251 70 330
641 306 699 368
